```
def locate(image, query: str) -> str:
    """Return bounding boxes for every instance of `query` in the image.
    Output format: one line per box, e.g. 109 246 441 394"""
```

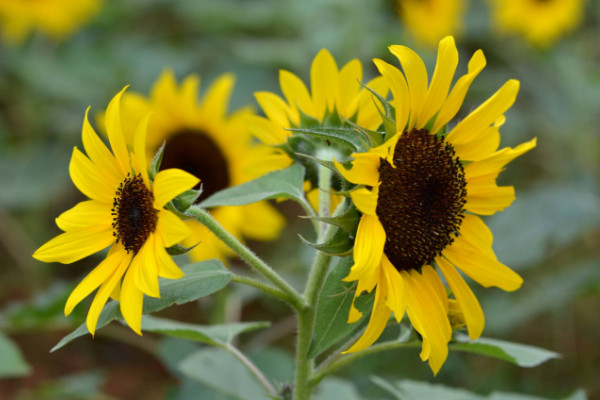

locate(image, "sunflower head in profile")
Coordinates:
334 36 537 374
395 0 466 47
0 0 102 44
33 87 200 336
488 0 585 47
118 70 285 263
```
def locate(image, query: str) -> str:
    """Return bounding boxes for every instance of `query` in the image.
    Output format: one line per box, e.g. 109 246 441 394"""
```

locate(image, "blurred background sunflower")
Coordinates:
1 0 599 399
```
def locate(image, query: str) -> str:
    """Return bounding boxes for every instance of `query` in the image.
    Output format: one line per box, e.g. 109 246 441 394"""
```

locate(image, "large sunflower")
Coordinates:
396 0 466 47
33 87 199 335
118 70 285 263
0 0 101 44
246 49 389 207
334 36 536 374
488 0 585 47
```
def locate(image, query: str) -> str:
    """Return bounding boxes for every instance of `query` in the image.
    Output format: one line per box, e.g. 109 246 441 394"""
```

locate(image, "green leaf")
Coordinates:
51 260 231 352
172 188 202 213
289 127 366 152
0 332 31 378
179 348 268 400
451 332 561 367
307 203 359 235
308 257 370 358
298 228 353 256
166 242 200 256
314 377 363 400
140 315 269 345
149 141 166 181
198 164 305 208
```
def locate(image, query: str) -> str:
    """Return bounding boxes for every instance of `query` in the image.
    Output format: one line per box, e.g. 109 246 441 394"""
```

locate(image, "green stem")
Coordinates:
309 341 421 388
187 206 305 311
231 274 299 307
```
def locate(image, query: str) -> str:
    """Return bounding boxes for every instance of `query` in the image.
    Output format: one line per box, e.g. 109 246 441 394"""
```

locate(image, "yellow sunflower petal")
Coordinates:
154 237 185 279
120 261 144 335
33 225 114 264
418 36 459 128
381 255 407 320
133 112 153 185
388 44 428 130
422 264 448 311
134 235 160 298
156 209 191 247
356 75 390 130
437 256 485 340
350 186 379 216
452 123 501 162
81 107 122 185
255 92 294 128
458 214 494 256
279 69 315 118
464 138 537 183
466 184 515 215
447 80 520 144
69 147 118 204
373 59 410 132
431 50 486 135
337 59 362 117
180 74 200 111
347 266 381 323
104 86 131 175
311 49 338 120
245 115 287 146
153 168 200 209
345 215 386 282
443 236 523 291
333 153 381 187
239 201 285 241
200 73 234 120
343 278 392 353
86 255 130 336
64 249 129 316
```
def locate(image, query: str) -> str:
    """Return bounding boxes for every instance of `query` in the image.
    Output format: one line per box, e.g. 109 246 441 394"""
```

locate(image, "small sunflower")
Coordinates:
334 36 536 374
396 0 466 47
33 87 199 336
488 0 585 47
118 70 285 263
247 49 389 207
0 0 101 44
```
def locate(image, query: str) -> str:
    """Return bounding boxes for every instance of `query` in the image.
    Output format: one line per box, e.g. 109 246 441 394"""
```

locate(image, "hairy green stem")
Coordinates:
187 206 305 311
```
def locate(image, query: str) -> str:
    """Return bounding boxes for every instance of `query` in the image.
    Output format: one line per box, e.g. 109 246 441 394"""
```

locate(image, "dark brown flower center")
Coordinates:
375 129 467 272
159 129 230 203
112 174 159 253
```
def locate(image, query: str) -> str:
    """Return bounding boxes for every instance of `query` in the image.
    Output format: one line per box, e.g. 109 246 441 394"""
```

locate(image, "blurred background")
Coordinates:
0 0 598 399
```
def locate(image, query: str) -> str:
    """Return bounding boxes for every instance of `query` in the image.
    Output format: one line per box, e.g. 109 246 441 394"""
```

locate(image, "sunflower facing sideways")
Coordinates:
118 70 285 263
334 36 537 374
33 87 200 336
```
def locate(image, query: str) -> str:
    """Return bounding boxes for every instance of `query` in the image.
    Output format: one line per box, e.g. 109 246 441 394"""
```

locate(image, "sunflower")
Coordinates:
117 70 285 263
33 87 200 336
488 0 585 47
396 0 466 47
246 49 389 208
334 36 536 374
0 0 101 44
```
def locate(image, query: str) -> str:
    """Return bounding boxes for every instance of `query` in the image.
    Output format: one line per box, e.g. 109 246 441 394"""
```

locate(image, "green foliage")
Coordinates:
52 260 232 351
298 228 354 256
0 331 31 378
313 377 362 400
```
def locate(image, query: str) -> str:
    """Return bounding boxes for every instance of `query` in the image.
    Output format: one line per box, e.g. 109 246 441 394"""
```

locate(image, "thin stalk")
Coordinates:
187 206 305 311
225 343 277 396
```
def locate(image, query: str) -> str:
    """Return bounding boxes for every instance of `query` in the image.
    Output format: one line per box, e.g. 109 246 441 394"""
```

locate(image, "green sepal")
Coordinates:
344 119 385 149
172 188 202 213
166 242 199 256
304 202 359 235
298 227 353 256
360 83 397 141
149 141 166 181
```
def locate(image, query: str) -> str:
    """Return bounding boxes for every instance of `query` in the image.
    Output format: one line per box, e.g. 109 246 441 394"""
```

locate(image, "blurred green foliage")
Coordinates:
0 0 598 399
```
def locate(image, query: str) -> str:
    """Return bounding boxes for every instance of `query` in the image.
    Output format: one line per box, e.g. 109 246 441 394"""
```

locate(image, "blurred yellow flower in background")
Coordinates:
0 0 101 44
396 0 466 47
118 70 285 263
488 0 585 47
33 87 199 336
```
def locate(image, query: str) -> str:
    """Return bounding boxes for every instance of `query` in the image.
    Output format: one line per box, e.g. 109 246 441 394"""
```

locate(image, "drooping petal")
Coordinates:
55 200 112 232
69 147 118 204
154 236 185 279
33 225 114 264
279 70 315 118
153 168 200 209
64 248 129 315
458 214 494 256
348 267 380 323
431 50 486 135
134 235 160 298
421 265 449 311
345 215 386 282
334 152 381 187
388 44 429 130
418 36 459 128
104 86 131 175
373 59 410 132
437 256 485 340
86 254 130 336
350 186 379 216
381 255 407 321
443 235 523 291
119 260 144 335
81 107 122 185
311 49 338 120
